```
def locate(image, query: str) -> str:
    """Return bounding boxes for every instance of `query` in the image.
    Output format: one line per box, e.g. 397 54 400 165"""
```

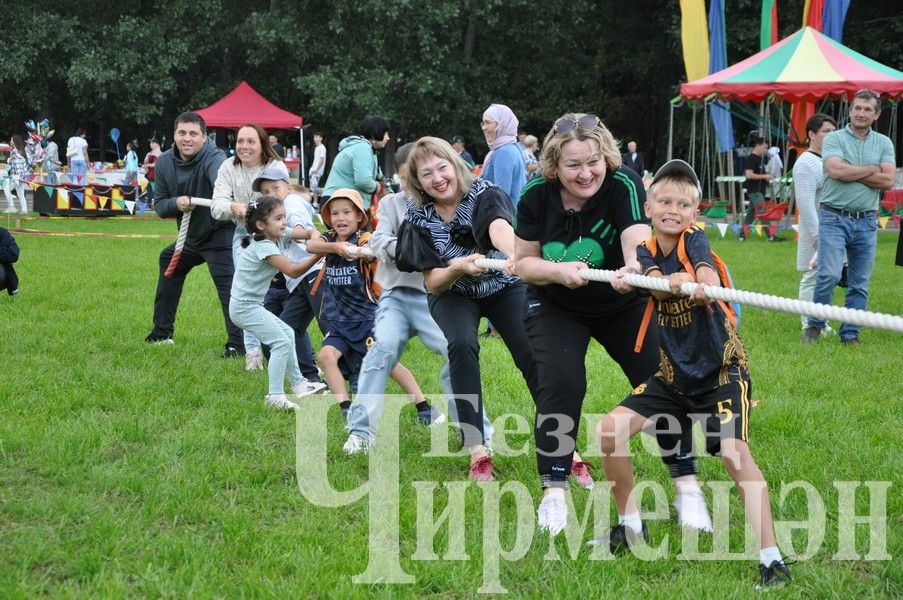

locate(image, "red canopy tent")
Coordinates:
194 81 307 182
194 81 303 129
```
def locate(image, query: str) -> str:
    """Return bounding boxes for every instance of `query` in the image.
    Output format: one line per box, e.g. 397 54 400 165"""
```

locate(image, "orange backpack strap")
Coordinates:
309 264 327 297
633 237 658 353
356 231 380 302
681 228 737 327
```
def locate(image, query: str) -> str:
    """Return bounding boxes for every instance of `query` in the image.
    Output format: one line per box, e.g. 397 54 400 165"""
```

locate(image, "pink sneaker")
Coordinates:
469 456 494 482
571 460 594 489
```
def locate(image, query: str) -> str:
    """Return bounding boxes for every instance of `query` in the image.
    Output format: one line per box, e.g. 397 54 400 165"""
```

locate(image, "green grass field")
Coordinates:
1 214 901 598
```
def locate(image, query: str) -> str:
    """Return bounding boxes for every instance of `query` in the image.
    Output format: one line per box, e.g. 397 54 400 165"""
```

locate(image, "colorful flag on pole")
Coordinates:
802 0 825 28
760 0 778 50
708 0 735 152
821 0 850 42
680 0 710 81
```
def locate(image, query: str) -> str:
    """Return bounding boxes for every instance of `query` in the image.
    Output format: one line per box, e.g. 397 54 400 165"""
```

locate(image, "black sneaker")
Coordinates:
607 522 649 554
840 336 860 346
767 236 787 242
801 326 821 343
222 346 242 358
755 559 792 589
145 333 174 345
416 402 447 426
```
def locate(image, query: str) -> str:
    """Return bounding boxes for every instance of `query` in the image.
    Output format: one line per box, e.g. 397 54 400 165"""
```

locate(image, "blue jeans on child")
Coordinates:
345 287 494 444
230 299 303 395
808 207 877 341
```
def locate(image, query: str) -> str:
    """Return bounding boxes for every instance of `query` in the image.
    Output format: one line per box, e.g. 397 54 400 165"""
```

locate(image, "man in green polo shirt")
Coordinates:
804 89 896 345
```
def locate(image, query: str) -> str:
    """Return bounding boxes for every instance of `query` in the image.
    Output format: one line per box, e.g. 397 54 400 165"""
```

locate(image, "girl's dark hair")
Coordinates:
241 195 284 248
232 123 282 166
358 115 391 142
11 135 26 155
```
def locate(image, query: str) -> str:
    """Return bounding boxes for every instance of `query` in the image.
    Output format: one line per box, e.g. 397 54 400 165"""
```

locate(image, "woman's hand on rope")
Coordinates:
502 257 518 277
231 202 247 219
454 254 488 276
610 266 638 294
557 262 589 289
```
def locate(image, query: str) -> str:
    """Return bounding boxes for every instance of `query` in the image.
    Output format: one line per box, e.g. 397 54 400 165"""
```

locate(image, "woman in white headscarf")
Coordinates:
480 104 527 207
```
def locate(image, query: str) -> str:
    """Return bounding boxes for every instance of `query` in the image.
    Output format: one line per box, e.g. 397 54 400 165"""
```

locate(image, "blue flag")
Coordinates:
821 0 850 43
708 0 735 152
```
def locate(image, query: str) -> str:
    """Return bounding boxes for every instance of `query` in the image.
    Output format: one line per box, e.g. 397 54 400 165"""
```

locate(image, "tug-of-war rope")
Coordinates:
472 257 903 334
164 197 215 277
178 198 903 334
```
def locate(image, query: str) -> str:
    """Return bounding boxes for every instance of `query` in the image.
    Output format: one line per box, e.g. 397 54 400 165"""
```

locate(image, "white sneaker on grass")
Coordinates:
245 348 264 371
265 394 296 409
291 381 327 398
675 488 713 532
537 490 568 536
343 433 373 455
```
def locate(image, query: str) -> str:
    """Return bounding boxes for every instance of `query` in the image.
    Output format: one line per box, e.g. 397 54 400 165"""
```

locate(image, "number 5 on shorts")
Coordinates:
717 400 733 424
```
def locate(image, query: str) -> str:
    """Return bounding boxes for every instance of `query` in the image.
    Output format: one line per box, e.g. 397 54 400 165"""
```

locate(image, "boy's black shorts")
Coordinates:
323 320 375 378
620 376 752 456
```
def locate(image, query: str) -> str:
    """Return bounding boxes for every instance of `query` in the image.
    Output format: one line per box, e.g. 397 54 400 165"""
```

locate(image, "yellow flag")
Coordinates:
680 0 710 81
879 216 890 229
755 224 765 237
695 221 707 230
56 188 69 210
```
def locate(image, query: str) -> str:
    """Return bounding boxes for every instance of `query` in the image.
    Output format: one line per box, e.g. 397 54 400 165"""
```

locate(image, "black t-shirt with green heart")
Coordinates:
516 168 650 318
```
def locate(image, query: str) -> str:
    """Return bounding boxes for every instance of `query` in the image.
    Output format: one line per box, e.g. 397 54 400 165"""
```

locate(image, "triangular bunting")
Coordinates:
754 224 765 237
112 188 123 201
743 224 751 237
31 182 41 191
879 216 890 229
112 199 125 210
125 200 136 214
791 224 799 232
695 221 707 230
768 224 778 237
80 191 94 209
56 188 69 210
43 185 56 197
894 215 901 227
731 224 741 236
716 223 729 238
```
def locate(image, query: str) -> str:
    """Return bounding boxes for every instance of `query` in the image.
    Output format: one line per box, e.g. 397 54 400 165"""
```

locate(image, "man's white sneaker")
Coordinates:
537 491 568 536
265 394 296 409
245 348 264 371
343 433 373 455
675 488 714 532
291 381 327 397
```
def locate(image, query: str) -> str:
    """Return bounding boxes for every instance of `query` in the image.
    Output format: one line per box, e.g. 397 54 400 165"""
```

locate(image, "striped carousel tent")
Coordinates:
680 27 903 102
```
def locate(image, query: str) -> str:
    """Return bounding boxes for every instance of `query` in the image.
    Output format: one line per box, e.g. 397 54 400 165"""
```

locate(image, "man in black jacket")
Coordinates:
621 140 645 176
0 226 19 295
145 112 243 356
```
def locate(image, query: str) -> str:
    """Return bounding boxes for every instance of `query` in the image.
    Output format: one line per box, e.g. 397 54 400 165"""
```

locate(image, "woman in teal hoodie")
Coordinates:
321 116 391 210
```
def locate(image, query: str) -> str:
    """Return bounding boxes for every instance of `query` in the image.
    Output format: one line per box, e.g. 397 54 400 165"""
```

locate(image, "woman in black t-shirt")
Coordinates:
396 136 535 482
515 114 708 535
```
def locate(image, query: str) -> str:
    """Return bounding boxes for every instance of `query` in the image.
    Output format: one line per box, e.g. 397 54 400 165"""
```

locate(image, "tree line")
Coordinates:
1 0 899 169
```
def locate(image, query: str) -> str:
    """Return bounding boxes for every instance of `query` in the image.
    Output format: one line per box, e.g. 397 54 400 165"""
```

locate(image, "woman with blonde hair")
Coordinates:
396 136 534 482
515 113 709 535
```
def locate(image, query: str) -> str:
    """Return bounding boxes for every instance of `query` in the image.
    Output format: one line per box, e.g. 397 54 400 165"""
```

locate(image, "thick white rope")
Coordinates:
471 258 903 334
164 197 214 278
345 245 374 258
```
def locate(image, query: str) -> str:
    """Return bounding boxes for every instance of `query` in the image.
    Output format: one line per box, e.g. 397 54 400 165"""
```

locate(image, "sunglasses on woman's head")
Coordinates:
553 114 601 134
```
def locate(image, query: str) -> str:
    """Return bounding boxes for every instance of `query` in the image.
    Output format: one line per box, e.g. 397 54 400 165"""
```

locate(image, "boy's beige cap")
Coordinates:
320 188 369 229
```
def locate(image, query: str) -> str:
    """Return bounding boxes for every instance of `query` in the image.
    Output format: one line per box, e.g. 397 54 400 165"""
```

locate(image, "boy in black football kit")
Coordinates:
596 160 792 589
